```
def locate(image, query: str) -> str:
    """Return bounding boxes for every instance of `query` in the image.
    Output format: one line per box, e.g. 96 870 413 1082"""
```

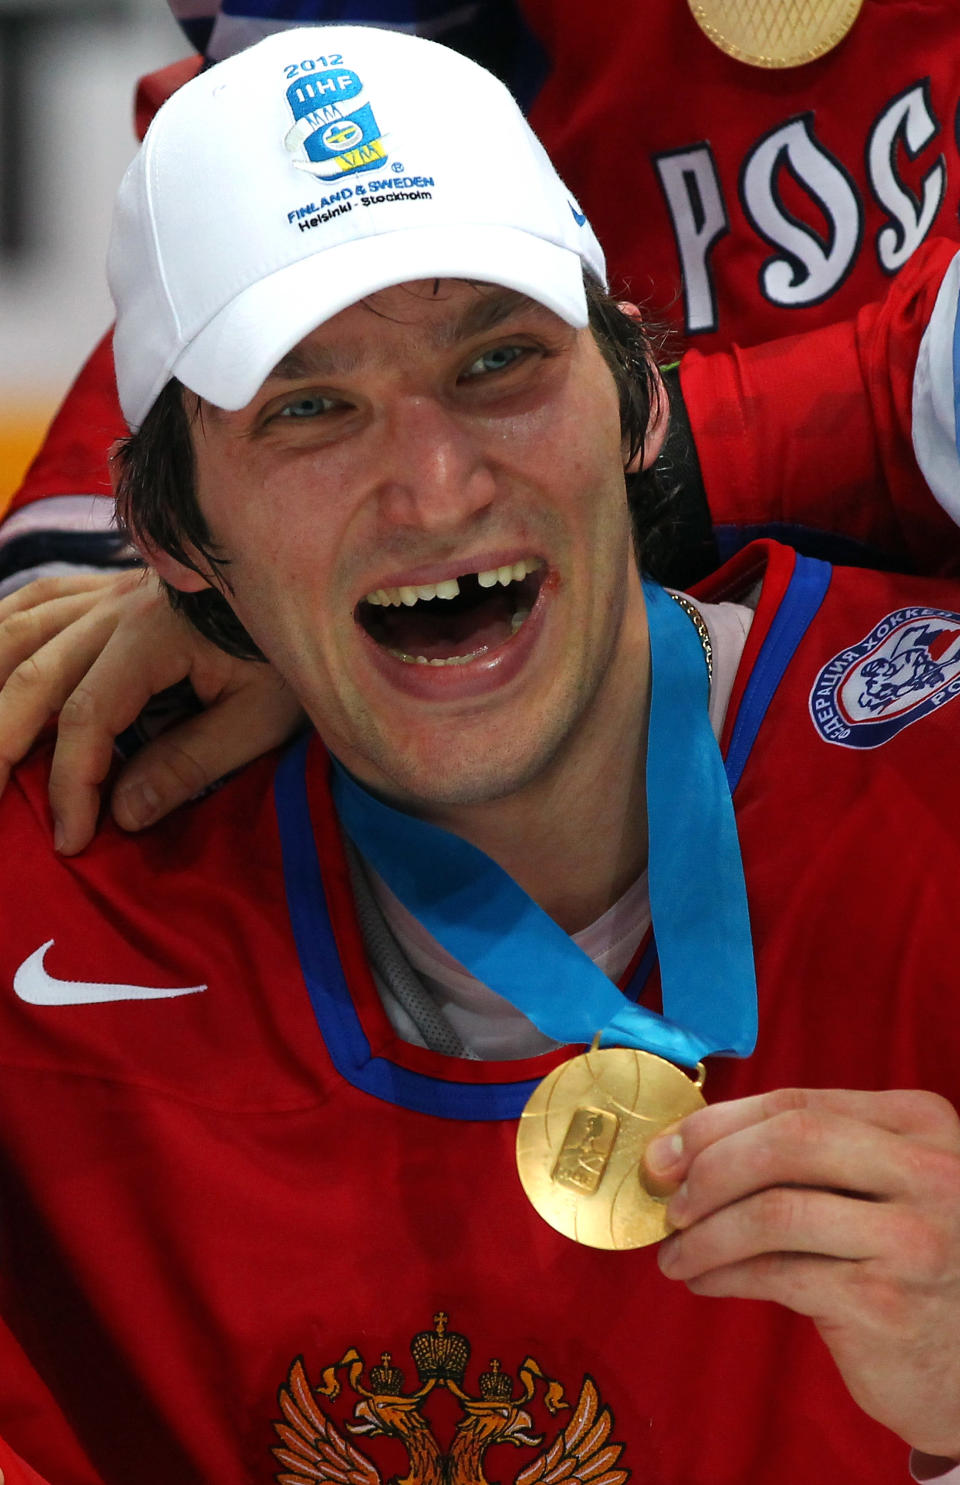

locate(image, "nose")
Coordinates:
373 395 497 533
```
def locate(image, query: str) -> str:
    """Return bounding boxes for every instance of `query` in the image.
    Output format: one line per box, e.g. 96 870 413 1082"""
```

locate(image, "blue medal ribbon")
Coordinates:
330 579 757 1069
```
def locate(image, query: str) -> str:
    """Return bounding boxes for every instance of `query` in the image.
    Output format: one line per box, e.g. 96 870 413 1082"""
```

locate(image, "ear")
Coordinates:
146 548 213 593
110 444 214 594
129 534 214 594
618 301 670 474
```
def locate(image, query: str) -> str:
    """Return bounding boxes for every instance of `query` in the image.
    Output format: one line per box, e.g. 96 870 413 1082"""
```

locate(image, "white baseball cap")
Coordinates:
109 24 606 429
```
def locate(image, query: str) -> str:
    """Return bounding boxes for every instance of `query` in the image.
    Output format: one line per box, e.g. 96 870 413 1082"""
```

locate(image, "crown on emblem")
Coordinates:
369 1351 405 1396
479 1358 513 1402
410 1311 470 1383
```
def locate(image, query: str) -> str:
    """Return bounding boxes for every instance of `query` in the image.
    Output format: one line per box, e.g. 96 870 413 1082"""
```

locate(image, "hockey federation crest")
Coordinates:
284 63 386 181
810 605 960 748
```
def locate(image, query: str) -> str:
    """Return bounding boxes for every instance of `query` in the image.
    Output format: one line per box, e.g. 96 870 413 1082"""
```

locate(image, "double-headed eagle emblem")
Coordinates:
271 1312 629 1485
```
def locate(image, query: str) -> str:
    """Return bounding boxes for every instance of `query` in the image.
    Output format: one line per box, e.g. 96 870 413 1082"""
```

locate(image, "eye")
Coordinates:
460 344 528 380
276 392 338 419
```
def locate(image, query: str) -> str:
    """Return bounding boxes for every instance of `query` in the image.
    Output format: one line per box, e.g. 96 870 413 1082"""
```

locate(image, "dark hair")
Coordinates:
113 275 674 660
582 276 680 576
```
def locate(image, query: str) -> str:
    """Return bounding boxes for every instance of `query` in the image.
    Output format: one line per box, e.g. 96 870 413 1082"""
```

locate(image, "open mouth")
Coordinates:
357 559 545 666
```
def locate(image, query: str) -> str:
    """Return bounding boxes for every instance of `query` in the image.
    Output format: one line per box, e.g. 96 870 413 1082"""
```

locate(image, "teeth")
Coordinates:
510 607 530 635
387 648 486 666
365 577 462 607
477 557 541 589
428 653 481 666
365 559 542 608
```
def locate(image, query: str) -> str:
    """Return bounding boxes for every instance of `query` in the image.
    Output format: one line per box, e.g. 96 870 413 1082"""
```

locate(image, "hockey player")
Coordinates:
3 23 960 1485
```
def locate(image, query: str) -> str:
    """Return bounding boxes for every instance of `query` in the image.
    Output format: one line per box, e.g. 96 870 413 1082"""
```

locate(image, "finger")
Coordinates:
110 684 306 832
664 1108 954 1232
659 1184 903 1281
0 606 130 795
662 1248 843 1315
0 570 126 624
47 627 199 855
646 1087 960 1184
46 683 129 855
0 591 121 683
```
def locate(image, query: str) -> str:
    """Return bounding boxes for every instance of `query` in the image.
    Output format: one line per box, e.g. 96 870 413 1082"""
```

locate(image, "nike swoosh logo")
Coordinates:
13 940 207 1006
569 201 587 227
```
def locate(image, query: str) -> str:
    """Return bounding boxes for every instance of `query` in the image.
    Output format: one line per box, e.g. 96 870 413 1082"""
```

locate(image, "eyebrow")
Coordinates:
438 288 543 347
264 287 547 384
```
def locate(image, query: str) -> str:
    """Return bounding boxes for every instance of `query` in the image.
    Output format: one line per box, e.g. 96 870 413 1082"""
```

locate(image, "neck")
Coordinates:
421 614 651 935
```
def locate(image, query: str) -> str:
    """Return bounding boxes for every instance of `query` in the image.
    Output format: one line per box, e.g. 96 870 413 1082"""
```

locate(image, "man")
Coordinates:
2 23 960 1485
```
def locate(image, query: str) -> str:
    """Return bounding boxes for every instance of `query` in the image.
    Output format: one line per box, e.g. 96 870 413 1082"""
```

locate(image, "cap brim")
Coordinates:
172 223 589 413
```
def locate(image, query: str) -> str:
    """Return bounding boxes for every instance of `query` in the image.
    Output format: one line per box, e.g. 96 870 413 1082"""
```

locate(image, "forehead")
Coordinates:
263 279 569 384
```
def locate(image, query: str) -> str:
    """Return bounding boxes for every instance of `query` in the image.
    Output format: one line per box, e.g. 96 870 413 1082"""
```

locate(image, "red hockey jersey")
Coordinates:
1 542 960 1484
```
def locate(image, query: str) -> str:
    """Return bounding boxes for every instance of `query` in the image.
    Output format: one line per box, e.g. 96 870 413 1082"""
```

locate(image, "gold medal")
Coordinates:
687 0 863 69
516 1045 706 1249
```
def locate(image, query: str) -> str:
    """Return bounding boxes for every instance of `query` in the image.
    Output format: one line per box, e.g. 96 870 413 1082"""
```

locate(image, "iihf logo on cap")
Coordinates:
283 59 387 181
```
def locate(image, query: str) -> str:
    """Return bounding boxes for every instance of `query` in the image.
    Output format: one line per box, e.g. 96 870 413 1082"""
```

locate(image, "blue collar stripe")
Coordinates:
723 553 832 792
275 733 540 1119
